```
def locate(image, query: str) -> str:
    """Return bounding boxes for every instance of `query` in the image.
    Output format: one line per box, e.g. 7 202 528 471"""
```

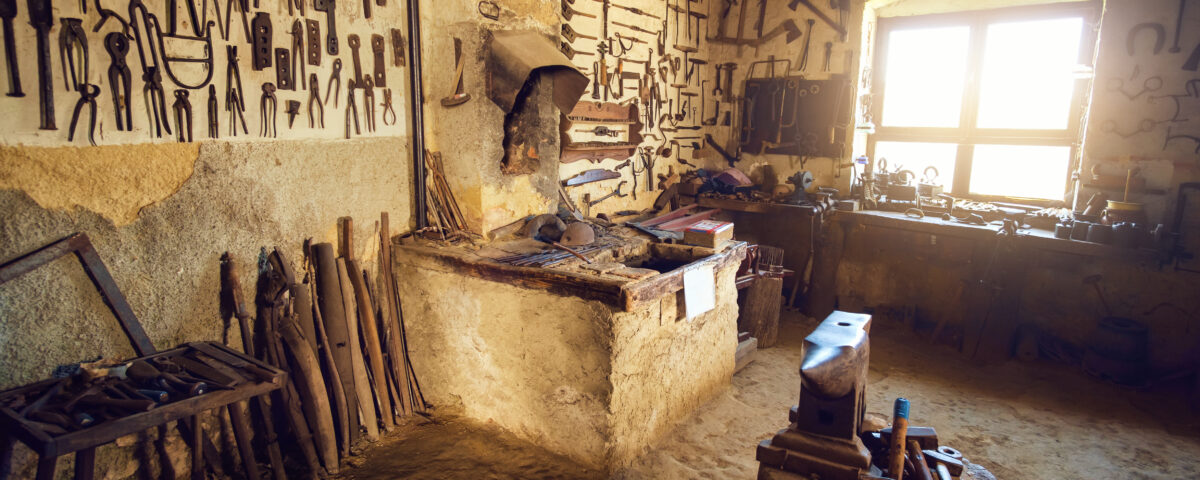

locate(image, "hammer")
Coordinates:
441 37 470 107
888 398 910 480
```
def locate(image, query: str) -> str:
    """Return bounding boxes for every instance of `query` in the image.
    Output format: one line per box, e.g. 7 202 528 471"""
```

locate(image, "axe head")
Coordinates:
784 20 802 43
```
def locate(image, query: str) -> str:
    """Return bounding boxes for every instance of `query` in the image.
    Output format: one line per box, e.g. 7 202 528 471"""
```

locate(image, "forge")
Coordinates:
392 236 747 471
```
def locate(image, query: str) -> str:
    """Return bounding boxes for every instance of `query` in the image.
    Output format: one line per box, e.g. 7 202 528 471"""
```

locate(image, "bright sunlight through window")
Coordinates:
873 6 1088 202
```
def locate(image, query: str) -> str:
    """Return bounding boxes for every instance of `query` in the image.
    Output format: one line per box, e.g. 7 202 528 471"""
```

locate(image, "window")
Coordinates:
869 4 1096 202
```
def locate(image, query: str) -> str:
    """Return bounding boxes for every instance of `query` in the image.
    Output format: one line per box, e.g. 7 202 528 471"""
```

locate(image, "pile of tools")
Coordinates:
1 0 407 145
757 311 973 480
220 212 426 478
422 151 472 242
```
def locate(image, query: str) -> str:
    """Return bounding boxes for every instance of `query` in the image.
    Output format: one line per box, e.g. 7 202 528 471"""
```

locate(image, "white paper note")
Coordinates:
683 264 715 321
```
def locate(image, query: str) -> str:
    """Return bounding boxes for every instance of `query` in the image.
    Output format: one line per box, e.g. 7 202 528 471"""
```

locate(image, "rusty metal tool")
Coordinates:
225 45 248 136
560 41 594 60
207 84 218 138
823 41 832 72
223 0 252 42
129 1 169 136
306 19 321 66
788 0 847 41
889 398 910 480
908 440 935 480
91 0 133 38
275 48 294 90
326 58 342 107
347 34 364 83
363 76 376 132
61 18 90 90
922 448 964 479
1171 0 1185 53
381 88 396 125
603 0 660 19
154 16 216 90
105 32 132 131
285 100 300 128
363 0 372 18
172 89 193 142
29 0 54 129
797 19 814 71
478 0 499 19
345 78 360 138
390 28 405 66
575 125 624 136
67 83 100 145
562 23 597 43
561 0 596 21
441 37 470 107
583 180 628 216
611 20 656 36
251 12 272 71
291 20 306 89
371 34 386 87
0 0 22 97
307 73 324 128
260 82 277 137
313 0 338 55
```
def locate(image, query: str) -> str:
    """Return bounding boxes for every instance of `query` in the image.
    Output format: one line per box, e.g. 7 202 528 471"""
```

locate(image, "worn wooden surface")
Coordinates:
741 277 783 348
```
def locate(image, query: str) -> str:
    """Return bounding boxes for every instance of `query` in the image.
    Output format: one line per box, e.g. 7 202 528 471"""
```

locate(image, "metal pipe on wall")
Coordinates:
406 0 427 229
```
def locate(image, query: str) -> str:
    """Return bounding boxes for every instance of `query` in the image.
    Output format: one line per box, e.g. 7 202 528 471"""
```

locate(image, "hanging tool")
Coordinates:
583 180 628 216
591 61 601 99
363 76 376 132
307 19 322 66
604 0 660 19
173 89 193 143
371 34 386 87
348 34 364 83
562 23 597 43
308 73 324 128
0 0 21 97
252 12 272 71
225 45 248 136
611 21 656 36
223 0 252 42
154 16 216 89
291 20 306 89
165 0 205 36
823 41 832 71
29 0 55 129
285 100 300 128
888 398 910 480
381 88 396 125
390 28 405 67
207 84 218 138
60 18 90 92
1171 0 1186 54
105 32 132 131
326 58 342 107
575 125 625 136
363 0 372 19
67 84 100 145
129 1 169 136
560 41 594 60
441 37 470 107
275 48 294 90
598 41 610 101
788 0 847 41
561 0 596 21
345 78 360 138
260 82 277 137
289 0 305 16
478 1 499 20
312 0 338 55
91 0 133 38
797 19 814 71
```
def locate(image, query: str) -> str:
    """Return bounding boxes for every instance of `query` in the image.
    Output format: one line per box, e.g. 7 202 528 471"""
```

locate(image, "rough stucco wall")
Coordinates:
607 265 738 467
393 251 739 471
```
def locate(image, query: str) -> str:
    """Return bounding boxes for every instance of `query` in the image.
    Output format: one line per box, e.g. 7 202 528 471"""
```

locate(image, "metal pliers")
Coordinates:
326 58 342 108
381 88 396 126
68 83 101 146
105 32 132 131
345 78 360 139
225 45 247 136
173 89 192 142
260 82 277 137
59 18 88 92
144 66 172 137
307 73 324 128
207 84 218 138
362 76 376 132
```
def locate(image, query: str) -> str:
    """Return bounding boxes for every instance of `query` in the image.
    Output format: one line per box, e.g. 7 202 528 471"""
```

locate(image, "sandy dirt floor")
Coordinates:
343 312 1200 479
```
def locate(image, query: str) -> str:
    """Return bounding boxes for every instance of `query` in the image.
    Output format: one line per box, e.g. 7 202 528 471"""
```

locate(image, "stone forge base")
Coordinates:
392 242 746 472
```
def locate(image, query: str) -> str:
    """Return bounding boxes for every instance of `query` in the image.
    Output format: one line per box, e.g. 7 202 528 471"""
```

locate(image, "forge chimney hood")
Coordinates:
487 30 589 114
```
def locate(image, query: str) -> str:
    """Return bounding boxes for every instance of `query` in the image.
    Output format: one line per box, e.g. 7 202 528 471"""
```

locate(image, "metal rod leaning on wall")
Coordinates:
406 0 428 229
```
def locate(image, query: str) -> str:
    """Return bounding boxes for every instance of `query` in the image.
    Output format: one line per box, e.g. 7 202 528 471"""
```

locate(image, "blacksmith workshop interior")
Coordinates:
2 0 1200 479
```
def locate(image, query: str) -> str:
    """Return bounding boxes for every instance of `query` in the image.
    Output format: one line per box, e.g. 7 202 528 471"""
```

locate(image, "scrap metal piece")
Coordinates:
251 12 272 70
371 33 386 87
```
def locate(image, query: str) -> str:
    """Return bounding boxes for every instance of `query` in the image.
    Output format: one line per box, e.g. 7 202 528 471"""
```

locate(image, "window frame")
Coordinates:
868 2 1100 205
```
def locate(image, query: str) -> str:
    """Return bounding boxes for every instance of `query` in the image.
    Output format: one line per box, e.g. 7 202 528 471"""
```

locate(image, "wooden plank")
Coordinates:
620 244 749 312
697 196 816 215
347 259 394 431
640 204 699 227
803 218 845 318
337 259 379 441
311 243 361 446
379 213 413 417
279 318 339 474
735 337 758 372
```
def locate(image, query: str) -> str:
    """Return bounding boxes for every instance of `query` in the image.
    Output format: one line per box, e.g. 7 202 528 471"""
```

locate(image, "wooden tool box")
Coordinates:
0 233 284 480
